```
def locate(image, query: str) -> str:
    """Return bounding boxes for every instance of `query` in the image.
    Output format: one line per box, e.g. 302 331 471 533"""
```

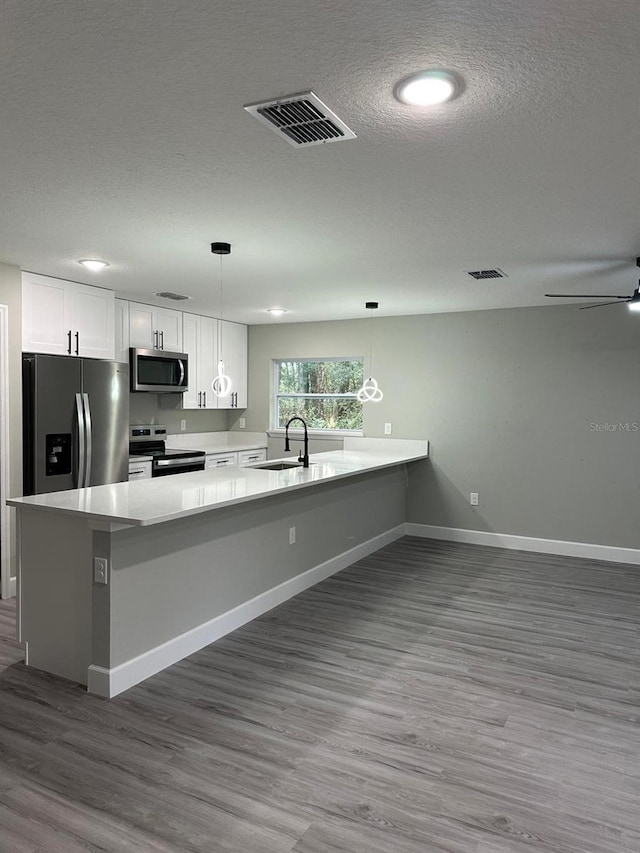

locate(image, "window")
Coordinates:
274 358 364 431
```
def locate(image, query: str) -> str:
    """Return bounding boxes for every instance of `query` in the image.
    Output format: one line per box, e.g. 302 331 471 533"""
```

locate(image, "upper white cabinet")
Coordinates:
182 315 247 410
129 302 183 352
114 298 130 363
182 313 218 409
22 272 115 359
218 320 247 409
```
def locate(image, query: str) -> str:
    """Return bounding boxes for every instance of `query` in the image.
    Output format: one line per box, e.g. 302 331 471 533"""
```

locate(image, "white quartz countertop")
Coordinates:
8 439 428 528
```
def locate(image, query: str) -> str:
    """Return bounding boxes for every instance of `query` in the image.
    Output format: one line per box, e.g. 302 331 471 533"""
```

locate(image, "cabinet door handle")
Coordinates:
197 391 201 408
129 469 145 475
160 330 164 350
67 330 72 354
153 330 157 348
75 331 80 356
203 390 206 407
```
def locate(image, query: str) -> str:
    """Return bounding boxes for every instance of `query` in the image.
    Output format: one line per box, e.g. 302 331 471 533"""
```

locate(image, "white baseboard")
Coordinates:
405 523 640 565
87 523 406 698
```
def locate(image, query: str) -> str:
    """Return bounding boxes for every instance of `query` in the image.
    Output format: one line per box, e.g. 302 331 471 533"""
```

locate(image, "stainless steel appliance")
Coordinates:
23 353 129 495
130 348 189 393
129 424 205 477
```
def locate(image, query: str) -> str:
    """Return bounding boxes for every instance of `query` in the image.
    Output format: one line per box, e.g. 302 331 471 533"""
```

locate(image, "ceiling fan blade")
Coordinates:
545 294 629 298
578 301 628 310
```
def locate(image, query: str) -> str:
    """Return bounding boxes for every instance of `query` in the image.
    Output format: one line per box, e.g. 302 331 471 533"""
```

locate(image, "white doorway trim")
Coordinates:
0 304 13 598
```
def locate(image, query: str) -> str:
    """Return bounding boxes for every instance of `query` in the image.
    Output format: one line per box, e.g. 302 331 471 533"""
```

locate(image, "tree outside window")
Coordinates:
275 359 363 430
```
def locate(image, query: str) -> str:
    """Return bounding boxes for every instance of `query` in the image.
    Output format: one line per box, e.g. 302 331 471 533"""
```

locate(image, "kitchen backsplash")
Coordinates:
129 393 228 433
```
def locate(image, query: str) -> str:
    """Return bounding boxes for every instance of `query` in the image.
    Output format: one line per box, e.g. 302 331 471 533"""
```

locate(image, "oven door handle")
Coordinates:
155 455 204 467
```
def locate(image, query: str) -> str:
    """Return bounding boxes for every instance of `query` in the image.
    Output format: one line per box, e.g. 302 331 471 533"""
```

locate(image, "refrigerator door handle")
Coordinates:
83 393 93 486
76 392 87 487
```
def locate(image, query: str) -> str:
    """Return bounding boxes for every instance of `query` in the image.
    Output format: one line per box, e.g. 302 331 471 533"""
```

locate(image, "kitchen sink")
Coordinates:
248 461 309 470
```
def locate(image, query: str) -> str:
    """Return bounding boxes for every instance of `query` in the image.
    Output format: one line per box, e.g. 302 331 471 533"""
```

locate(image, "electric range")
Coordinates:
129 424 206 477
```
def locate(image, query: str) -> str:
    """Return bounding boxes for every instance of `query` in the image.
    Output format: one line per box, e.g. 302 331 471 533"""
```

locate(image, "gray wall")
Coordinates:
247 306 640 549
129 391 229 433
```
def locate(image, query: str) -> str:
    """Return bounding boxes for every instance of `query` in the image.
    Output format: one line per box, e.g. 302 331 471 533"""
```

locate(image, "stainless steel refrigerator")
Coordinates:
23 353 130 495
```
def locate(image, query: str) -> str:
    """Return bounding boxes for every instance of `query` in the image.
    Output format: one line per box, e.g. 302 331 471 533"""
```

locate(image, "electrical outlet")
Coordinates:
470 492 479 506
180 419 187 431
289 526 296 545
94 556 108 584
384 422 392 435
239 417 246 429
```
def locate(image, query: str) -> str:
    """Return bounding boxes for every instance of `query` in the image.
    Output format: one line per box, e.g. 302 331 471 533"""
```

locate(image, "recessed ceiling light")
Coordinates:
394 70 460 106
78 259 109 272
267 308 287 316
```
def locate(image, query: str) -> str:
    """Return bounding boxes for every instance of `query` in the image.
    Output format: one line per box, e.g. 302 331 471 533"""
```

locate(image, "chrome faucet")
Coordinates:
284 416 309 467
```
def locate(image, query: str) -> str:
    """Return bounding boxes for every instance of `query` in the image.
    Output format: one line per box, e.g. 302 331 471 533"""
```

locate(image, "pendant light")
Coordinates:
210 241 232 397
357 301 383 402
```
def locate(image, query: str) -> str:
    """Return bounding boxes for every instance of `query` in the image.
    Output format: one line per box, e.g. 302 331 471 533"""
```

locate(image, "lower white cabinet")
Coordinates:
238 448 267 467
205 448 267 469
205 452 237 469
128 460 152 481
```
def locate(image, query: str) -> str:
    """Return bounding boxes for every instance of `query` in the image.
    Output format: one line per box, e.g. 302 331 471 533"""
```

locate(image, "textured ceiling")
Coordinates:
1 0 639 323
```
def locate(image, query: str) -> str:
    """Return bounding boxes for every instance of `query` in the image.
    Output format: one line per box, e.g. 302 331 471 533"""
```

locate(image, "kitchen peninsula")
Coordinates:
9 438 428 697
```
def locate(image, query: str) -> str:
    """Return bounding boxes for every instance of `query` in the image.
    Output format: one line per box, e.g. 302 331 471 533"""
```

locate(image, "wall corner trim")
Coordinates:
405 523 640 566
87 523 406 698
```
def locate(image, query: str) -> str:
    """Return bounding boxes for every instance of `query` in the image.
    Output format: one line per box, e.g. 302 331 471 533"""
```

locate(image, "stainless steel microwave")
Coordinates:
129 348 189 393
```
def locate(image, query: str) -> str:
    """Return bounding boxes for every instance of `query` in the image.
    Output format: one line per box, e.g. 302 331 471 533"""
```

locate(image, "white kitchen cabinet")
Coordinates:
238 448 267 467
128 459 152 481
217 320 248 409
22 271 115 359
114 298 130 363
182 313 219 409
129 302 183 352
205 451 237 469
181 314 247 410
206 448 265 468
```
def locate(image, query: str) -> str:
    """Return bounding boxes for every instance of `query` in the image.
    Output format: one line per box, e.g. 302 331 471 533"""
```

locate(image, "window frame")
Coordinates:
272 356 364 435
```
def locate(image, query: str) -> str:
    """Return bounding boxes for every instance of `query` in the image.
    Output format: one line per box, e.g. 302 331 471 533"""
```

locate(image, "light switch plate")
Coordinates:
384 423 392 435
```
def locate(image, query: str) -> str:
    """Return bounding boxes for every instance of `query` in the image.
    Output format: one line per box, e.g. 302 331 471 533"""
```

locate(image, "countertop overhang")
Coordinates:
8 439 428 528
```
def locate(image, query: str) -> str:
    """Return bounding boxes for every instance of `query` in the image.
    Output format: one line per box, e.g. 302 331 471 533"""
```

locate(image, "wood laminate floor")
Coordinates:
0 537 639 852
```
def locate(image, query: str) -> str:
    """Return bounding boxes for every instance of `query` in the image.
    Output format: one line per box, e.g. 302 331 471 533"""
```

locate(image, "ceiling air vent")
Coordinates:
154 291 191 301
466 269 507 280
244 91 357 148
